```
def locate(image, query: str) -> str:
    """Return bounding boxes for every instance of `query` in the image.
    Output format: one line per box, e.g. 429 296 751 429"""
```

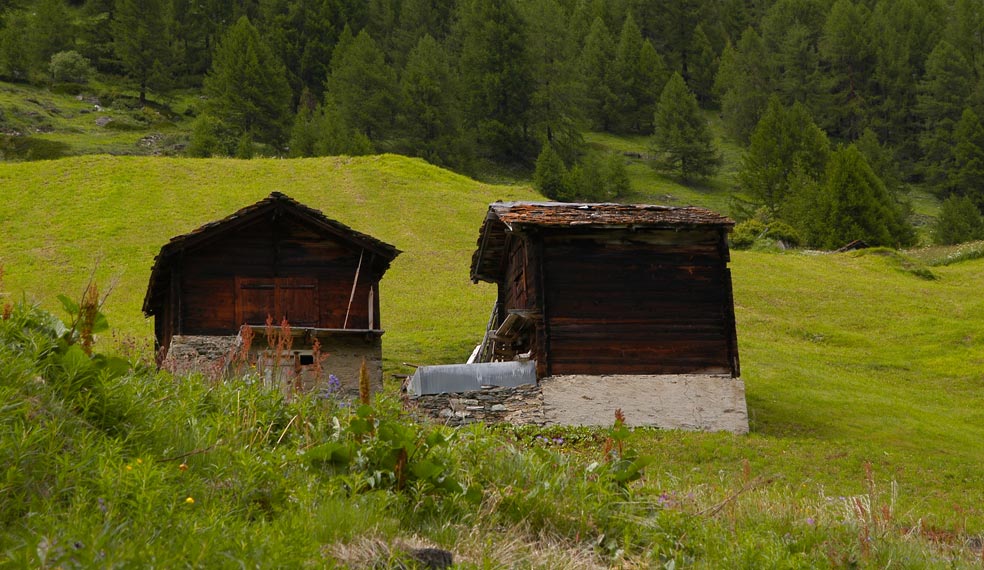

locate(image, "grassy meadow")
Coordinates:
2 155 983 567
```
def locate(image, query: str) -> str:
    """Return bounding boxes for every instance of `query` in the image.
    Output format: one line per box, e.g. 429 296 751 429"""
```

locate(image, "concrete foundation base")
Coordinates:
540 374 749 433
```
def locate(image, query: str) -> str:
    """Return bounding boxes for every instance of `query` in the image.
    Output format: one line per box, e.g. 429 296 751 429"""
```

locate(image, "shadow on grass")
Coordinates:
0 135 70 161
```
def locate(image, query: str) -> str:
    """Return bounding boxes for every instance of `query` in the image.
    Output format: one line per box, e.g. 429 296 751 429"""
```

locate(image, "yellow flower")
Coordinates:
185 497 195 505
178 463 188 471
125 465 132 471
136 458 143 465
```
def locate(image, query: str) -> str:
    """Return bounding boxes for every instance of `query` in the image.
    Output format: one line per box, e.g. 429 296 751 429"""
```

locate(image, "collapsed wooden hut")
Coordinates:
464 201 747 431
142 192 400 393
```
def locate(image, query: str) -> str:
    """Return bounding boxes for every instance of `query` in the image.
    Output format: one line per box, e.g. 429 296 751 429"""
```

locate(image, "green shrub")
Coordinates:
49 51 93 84
730 219 766 249
731 219 801 250
763 220 801 246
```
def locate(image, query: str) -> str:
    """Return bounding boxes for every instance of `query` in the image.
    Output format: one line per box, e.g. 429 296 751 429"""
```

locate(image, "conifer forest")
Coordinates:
3 0 984 247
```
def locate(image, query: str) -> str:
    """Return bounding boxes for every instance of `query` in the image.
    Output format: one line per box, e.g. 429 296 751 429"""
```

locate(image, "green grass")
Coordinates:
2 155 983 567
0 81 192 158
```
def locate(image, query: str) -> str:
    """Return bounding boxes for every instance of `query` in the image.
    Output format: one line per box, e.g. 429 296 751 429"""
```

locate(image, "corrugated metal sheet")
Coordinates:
408 361 537 396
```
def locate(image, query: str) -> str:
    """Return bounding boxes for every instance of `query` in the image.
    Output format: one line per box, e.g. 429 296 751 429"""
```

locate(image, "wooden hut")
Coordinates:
471 202 739 378
143 192 400 391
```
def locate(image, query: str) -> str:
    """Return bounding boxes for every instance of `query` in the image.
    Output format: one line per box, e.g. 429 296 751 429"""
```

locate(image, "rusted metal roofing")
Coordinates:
143 192 400 316
471 202 733 283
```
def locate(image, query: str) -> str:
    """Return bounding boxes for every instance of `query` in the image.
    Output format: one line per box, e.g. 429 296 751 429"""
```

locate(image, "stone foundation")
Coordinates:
163 332 383 397
409 374 749 434
409 384 545 427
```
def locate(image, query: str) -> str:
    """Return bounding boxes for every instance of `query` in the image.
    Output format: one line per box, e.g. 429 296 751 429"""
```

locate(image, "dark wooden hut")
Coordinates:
470 202 739 379
143 192 400 389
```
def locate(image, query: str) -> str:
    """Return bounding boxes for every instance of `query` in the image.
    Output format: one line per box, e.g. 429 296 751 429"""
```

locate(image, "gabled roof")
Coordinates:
143 192 400 316
470 201 733 282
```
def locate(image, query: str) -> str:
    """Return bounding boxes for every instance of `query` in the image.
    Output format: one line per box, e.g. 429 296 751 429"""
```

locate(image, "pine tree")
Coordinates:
520 0 585 162
650 72 721 179
869 0 946 170
31 0 75 72
635 39 668 133
611 12 643 132
685 24 717 107
946 0 984 72
738 97 830 212
457 0 534 162
326 29 398 142
579 17 616 131
932 194 984 245
820 0 875 140
714 27 770 143
603 152 631 198
113 0 171 102
203 16 293 150
257 0 335 102
398 34 462 167
855 128 904 197
533 143 569 200
761 0 827 109
812 145 914 249
952 107 984 207
918 40 975 188
0 11 31 81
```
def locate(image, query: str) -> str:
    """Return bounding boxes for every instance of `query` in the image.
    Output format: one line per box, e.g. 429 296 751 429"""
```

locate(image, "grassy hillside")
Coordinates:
0 155 537 366
1 155 983 566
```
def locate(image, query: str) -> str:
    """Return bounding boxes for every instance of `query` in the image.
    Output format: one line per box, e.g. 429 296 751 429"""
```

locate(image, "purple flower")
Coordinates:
806 517 816 526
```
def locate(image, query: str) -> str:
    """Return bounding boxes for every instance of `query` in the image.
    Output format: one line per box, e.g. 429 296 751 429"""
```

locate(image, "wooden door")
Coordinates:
235 277 319 327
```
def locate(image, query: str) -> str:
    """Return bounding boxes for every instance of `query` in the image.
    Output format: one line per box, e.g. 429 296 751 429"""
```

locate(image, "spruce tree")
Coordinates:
611 12 644 132
952 107 984 207
714 27 770 143
933 194 984 245
113 0 171 102
636 40 668 133
32 0 75 72
685 24 717 107
457 0 534 162
533 143 569 201
820 0 875 140
739 97 830 213
580 17 616 131
398 34 462 167
918 40 975 188
869 0 946 170
650 72 721 180
855 128 904 197
761 0 826 109
326 29 398 142
203 16 293 150
520 0 585 162
813 145 913 249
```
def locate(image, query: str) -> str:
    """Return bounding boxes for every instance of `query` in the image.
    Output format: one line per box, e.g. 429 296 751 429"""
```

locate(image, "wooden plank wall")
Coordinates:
538 228 737 376
173 216 381 336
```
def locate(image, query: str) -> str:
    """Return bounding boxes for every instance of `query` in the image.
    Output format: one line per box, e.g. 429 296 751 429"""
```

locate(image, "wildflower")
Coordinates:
806 517 816 526
125 465 132 471
136 458 143 465
185 497 195 505
97 498 107 514
178 463 188 471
